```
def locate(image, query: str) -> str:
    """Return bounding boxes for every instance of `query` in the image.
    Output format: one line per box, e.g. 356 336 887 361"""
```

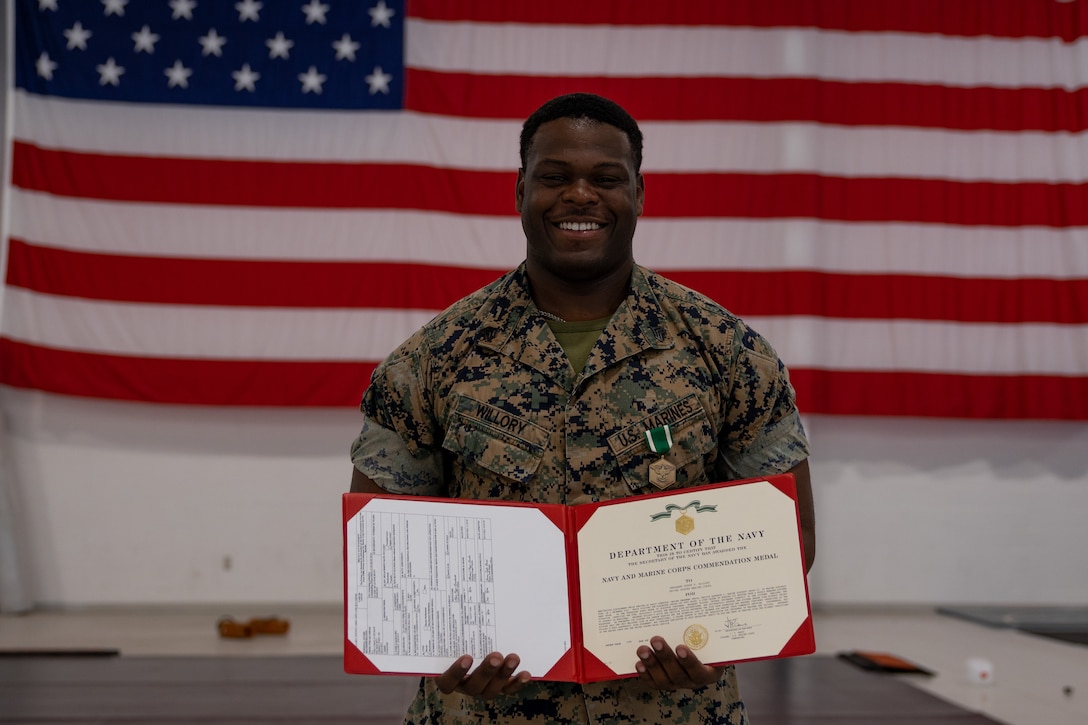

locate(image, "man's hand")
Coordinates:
435 652 531 699
635 636 724 690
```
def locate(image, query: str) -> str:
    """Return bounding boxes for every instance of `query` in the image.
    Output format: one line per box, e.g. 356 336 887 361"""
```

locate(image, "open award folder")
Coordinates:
343 474 814 683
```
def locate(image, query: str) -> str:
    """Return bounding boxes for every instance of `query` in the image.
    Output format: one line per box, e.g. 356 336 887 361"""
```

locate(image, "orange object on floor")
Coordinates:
248 616 291 635
217 617 253 639
217 616 291 638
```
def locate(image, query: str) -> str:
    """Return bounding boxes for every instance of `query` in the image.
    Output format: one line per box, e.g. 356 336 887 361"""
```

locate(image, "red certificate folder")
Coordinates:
344 474 814 683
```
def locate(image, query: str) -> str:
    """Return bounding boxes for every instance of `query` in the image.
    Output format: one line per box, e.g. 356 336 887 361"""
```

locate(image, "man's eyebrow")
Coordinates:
534 158 629 171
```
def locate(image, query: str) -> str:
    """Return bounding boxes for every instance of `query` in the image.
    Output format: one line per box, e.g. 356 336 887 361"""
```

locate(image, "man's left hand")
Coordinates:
634 636 724 690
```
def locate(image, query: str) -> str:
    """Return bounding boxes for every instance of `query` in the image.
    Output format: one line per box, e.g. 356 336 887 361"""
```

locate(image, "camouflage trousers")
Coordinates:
402 668 750 724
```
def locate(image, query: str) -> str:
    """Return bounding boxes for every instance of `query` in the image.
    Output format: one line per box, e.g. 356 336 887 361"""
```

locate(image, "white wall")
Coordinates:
2 387 1086 608
804 415 1088 606
3 389 355 606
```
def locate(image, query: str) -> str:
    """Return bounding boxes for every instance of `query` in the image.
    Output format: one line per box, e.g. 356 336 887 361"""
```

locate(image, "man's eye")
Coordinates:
540 175 566 184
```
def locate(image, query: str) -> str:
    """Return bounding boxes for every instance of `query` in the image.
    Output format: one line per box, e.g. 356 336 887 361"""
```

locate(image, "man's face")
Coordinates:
516 118 644 284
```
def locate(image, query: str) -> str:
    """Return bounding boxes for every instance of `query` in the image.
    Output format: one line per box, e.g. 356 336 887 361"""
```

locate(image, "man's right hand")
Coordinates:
435 652 531 699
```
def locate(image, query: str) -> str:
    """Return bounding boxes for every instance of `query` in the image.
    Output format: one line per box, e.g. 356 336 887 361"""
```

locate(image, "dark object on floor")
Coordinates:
0 648 120 658
837 650 935 675
0 654 1003 724
937 605 1088 630
937 605 1088 647
1022 630 1088 647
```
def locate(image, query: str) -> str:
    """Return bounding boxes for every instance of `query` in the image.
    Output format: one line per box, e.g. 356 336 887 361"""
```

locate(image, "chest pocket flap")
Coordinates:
607 394 717 493
442 395 549 484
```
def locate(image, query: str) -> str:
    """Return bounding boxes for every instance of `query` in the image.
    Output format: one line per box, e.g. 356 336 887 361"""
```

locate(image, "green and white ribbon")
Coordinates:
650 500 719 522
644 424 673 454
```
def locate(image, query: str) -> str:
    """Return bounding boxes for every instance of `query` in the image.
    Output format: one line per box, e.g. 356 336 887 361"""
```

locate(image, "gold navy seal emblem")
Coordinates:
683 623 709 651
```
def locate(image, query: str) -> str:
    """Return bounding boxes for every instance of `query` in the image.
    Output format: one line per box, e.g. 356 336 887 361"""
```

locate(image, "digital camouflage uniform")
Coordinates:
352 263 810 725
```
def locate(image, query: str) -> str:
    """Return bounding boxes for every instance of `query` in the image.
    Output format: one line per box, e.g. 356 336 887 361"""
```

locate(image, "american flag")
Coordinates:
4 0 1087 419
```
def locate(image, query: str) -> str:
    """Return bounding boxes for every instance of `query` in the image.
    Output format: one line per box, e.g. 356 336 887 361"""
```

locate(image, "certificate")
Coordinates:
343 474 814 682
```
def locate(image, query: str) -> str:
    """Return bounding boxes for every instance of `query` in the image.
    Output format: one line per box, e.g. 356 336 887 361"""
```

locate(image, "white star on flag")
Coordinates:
298 66 326 93
64 22 92 51
35 52 58 80
198 28 227 57
169 0 197 21
332 34 360 61
235 0 262 23
102 0 128 17
369 0 395 28
38 0 59 11
164 60 193 88
96 57 125 86
132 25 160 54
365 65 391 94
266 32 294 59
232 63 260 92
302 0 330 25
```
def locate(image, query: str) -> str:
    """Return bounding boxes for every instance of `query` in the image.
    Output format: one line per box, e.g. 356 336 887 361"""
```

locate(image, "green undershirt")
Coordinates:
546 316 612 376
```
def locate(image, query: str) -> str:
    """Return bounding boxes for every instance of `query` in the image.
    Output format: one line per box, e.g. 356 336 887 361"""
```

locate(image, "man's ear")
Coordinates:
636 172 645 216
515 168 526 213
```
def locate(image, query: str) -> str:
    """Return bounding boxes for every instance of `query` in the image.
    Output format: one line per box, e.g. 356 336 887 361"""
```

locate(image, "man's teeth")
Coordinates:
558 222 603 231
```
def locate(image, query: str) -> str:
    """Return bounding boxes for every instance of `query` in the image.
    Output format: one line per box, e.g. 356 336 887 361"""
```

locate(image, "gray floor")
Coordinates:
1 606 1086 724
0 653 1001 724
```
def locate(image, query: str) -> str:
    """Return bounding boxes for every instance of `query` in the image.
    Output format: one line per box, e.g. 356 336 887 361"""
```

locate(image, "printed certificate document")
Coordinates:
343 474 814 682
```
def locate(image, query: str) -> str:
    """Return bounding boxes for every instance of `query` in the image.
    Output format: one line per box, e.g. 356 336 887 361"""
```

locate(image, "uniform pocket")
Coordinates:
442 395 549 485
607 394 717 492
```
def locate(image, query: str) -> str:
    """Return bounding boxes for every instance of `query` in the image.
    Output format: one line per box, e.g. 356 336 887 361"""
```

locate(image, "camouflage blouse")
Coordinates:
353 263 809 725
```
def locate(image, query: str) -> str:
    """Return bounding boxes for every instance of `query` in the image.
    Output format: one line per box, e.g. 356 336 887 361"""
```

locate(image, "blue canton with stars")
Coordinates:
15 0 405 109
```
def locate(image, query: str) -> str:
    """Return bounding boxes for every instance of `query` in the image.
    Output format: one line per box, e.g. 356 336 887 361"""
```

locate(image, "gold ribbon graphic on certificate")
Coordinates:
649 500 719 535
645 424 676 489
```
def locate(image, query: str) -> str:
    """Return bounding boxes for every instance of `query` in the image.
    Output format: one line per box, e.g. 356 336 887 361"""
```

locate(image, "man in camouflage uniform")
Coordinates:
350 93 815 725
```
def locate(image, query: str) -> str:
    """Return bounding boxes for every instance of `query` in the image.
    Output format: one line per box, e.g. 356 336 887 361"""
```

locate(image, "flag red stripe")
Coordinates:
10 142 513 214
3 239 504 310
407 0 1088 40
9 240 1087 324
2 338 1083 418
790 369 1088 420
670 270 1088 325
0 339 372 407
14 143 1088 226
405 70 1088 132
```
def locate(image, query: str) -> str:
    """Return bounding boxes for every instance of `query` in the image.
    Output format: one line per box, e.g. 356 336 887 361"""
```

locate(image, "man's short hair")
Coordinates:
520 93 644 173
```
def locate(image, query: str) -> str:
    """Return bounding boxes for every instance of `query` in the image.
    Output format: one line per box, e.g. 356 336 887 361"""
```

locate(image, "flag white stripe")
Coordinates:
1 289 435 361
13 191 1088 279
8 191 527 267
406 20 1088 90
4 289 1085 375
14 92 1088 183
747 316 1088 376
643 123 1088 183
11 91 514 166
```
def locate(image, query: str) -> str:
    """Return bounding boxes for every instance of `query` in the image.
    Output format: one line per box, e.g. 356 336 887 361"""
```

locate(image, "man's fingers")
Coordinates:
489 655 531 697
436 652 529 699
675 645 721 686
636 638 683 688
435 655 474 694
456 652 505 696
636 638 723 690
636 645 669 688
475 654 521 698
502 670 533 694
648 637 688 682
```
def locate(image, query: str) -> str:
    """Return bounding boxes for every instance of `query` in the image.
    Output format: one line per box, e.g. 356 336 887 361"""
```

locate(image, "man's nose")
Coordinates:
563 178 598 204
